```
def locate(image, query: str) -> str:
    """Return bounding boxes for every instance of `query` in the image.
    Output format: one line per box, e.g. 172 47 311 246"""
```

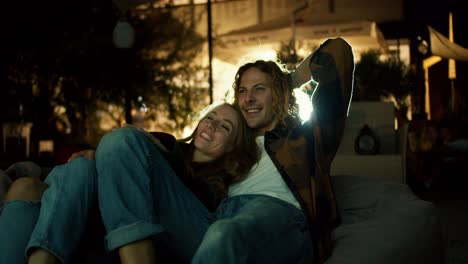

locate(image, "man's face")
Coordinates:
237 67 278 136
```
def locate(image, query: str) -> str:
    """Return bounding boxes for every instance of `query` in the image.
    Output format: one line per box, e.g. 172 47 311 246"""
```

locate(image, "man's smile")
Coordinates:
243 106 262 117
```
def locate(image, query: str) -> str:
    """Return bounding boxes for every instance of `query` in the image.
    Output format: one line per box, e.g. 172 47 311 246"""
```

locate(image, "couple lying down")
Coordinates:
0 37 354 264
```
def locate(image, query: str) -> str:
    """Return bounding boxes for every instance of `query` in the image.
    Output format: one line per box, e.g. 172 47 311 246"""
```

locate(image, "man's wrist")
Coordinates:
291 53 313 88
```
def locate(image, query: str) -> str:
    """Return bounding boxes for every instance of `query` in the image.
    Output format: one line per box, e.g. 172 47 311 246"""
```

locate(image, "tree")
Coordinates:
354 50 416 125
1 0 209 155
83 3 210 137
126 4 209 135
2 0 119 148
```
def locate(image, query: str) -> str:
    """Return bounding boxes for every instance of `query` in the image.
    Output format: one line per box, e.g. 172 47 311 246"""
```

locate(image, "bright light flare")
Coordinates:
293 88 313 123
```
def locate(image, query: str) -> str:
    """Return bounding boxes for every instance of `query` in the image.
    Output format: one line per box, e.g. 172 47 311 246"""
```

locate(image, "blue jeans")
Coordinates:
0 157 97 264
96 127 313 263
96 127 212 261
193 195 313 264
0 127 312 263
0 200 41 264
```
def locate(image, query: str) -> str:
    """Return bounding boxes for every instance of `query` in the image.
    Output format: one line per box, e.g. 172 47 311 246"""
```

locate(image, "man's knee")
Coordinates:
203 220 246 245
5 177 48 202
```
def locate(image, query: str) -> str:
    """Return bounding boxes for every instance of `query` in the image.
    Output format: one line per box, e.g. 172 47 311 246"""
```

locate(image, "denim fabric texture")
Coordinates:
96 127 214 261
25 157 98 264
0 170 12 207
0 126 313 264
0 200 41 264
193 194 313 264
95 127 312 263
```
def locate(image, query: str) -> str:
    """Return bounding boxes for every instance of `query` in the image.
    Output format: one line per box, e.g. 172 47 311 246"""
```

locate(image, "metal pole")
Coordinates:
448 11 457 113
291 2 309 59
207 0 213 103
123 49 133 124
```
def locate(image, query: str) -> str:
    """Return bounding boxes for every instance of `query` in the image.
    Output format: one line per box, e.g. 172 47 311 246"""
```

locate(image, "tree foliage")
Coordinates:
354 50 416 102
354 50 417 125
1 1 209 151
2 0 111 147
128 5 209 134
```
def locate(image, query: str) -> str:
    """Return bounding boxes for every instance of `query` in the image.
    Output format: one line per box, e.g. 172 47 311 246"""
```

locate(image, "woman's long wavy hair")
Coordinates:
232 60 300 125
181 101 259 183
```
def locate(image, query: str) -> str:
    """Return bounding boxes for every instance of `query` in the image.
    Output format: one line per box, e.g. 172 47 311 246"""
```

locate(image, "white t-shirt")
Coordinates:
228 136 301 209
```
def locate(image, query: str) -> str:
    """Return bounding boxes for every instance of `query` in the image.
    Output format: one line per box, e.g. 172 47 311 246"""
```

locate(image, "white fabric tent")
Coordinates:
428 26 468 61
215 18 388 64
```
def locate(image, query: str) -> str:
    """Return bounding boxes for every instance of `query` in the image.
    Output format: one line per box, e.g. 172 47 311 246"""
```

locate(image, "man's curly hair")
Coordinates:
232 60 300 125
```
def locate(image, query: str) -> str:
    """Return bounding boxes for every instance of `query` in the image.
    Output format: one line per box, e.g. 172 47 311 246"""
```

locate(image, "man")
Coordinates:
192 38 354 263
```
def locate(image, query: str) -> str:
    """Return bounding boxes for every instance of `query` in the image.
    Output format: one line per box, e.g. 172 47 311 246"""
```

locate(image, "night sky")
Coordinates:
405 0 468 47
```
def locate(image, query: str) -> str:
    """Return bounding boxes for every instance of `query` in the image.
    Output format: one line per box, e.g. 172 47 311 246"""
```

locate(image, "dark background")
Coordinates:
1 0 467 168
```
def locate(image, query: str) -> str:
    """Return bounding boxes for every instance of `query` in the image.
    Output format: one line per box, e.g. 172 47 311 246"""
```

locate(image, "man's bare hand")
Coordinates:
68 149 95 162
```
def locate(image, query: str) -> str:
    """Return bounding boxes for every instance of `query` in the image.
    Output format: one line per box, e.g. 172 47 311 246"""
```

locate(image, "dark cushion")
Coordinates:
326 175 445 264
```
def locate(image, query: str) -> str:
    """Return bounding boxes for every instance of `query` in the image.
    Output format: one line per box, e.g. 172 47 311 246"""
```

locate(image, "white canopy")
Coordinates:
215 18 388 63
428 26 468 61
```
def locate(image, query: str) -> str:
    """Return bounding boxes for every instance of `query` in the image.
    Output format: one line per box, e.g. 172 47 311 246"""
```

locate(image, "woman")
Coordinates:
0 101 258 264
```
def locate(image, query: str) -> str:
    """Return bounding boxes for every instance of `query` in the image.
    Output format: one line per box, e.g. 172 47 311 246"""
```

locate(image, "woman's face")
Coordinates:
193 104 240 162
